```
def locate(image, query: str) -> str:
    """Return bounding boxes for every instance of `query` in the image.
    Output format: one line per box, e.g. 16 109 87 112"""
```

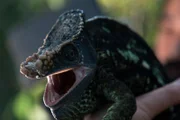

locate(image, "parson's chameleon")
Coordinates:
20 9 172 120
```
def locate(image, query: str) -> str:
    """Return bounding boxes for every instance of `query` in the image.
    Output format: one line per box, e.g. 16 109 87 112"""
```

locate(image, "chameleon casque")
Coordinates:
20 9 171 120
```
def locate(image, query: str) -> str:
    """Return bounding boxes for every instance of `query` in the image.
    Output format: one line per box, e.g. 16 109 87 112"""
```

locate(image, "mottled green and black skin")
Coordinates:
20 10 171 120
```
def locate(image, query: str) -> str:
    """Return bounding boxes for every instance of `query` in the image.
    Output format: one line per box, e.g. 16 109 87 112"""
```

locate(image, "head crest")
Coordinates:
40 9 85 53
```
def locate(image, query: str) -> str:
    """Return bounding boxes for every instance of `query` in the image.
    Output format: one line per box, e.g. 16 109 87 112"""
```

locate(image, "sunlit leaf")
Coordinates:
46 0 66 11
13 92 34 120
13 80 47 120
28 105 50 120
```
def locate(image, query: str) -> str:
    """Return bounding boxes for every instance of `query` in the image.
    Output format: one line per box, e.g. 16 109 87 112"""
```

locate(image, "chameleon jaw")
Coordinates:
43 66 92 107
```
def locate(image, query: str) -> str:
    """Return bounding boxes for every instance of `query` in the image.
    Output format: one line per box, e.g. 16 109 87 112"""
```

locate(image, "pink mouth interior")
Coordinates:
43 67 91 107
44 70 76 107
49 70 75 95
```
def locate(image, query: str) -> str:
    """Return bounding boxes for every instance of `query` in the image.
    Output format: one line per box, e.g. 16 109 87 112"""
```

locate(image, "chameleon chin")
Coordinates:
20 9 173 120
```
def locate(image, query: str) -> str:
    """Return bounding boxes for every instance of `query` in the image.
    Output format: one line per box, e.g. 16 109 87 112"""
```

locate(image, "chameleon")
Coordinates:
20 9 171 120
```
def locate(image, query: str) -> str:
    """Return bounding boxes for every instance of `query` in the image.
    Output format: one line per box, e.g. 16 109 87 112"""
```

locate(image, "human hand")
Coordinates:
84 79 180 120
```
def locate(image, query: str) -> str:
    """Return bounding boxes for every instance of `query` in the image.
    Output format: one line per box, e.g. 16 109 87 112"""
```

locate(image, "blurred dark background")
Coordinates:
2 0 179 119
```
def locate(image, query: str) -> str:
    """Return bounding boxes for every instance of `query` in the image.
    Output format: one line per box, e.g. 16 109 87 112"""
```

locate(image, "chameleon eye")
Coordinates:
61 44 78 61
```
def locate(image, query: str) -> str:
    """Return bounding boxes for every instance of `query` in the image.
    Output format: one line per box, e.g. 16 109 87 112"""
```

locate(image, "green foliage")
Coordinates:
13 81 49 120
26 0 67 12
97 0 164 47
13 93 34 119
47 0 66 11
0 0 67 119
0 31 19 120
0 0 23 31
0 0 165 119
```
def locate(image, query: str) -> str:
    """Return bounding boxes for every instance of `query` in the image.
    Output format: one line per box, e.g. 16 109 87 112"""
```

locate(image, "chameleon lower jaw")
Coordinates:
43 66 92 107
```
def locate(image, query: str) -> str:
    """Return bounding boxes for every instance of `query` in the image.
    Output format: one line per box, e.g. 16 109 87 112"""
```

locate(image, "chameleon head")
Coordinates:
20 9 96 108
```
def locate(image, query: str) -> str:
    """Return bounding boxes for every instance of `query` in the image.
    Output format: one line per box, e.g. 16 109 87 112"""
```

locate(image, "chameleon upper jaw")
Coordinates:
43 66 92 107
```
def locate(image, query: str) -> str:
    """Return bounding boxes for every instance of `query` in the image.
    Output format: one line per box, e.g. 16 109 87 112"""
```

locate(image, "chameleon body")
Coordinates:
20 10 170 120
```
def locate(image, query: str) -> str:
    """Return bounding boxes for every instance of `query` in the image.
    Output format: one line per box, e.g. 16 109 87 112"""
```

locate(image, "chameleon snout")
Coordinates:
20 51 55 79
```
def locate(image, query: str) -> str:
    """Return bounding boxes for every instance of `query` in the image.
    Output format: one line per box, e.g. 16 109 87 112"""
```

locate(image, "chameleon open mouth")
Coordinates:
43 66 91 107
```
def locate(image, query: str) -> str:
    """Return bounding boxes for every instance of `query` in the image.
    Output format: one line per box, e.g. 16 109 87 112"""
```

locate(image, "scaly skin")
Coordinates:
20 10 172 120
